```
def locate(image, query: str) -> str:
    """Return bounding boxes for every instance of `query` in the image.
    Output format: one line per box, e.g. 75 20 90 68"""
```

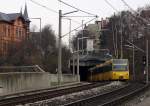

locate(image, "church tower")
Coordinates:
23 3 30 36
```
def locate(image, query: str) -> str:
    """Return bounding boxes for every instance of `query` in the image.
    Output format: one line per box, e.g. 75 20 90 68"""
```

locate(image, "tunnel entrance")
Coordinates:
70 53 112 81
79 66 91 81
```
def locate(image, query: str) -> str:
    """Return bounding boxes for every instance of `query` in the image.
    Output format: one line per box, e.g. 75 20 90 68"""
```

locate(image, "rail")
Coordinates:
0 82 110 106
63 83 146 106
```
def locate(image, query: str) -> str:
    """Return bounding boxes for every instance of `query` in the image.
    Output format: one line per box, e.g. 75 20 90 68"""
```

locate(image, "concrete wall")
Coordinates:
0 73 78 95
0 72 50 95
49 74 78 86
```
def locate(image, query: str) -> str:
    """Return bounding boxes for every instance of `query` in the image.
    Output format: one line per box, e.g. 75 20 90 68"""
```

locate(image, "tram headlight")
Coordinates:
113 73 116 76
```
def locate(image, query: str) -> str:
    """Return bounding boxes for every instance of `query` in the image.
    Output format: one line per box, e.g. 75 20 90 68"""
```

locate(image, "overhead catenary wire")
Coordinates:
29 0 97 30
120 0 150 24
58 0 97 17
30 0 58 14
104 0 148 54
104 0 148 36
70 19 81 25
62 17 81 25
61 17 97 38
126 40 145 53
121 0 141 14
30 0 99 39
104 0 149 25
105 0 146 53
104 0 119 12
63 16 98 17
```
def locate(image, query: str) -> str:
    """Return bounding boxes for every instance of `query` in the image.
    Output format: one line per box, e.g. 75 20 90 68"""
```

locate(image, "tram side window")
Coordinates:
97 67 103 73
103 65 112 72
96 64 112 73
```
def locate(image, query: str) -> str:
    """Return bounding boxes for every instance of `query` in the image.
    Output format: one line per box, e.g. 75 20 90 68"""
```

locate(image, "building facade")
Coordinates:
85 18 109 51
0 5 30 56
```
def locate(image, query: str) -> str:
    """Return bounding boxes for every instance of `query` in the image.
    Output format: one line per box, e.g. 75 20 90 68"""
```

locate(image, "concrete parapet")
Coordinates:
0 73 78 95
49 74 78 85
0 72 50 95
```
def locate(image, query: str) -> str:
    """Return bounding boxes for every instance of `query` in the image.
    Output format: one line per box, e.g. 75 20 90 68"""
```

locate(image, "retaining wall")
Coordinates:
0 72 50 95
0 73 78 95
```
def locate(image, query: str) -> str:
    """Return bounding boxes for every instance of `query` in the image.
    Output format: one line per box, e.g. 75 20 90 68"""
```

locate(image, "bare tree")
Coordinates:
1 24 71 73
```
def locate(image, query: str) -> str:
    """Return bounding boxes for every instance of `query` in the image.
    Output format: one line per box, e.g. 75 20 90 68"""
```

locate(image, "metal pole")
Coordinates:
69 19 71 50
58 10 62 85
146 39 149 84
112 20 117 57
86 38 89 55
120 14 123 59
131 22 135 80
72 52 75 76
145 24 149 84
115 23 118 58
132 40 135 80
121 21 123 59
77 38 80 82
39 18 42 46
82 20 84 54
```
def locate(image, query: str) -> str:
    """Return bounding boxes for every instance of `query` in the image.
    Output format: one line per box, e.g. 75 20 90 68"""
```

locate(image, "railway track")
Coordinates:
0 82 110 106
63 82 147 106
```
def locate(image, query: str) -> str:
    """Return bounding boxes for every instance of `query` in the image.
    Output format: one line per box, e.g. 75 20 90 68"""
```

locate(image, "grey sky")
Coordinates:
0 0 149 45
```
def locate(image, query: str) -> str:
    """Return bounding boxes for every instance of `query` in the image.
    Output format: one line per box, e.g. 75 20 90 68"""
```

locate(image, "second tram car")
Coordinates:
88 59 129 81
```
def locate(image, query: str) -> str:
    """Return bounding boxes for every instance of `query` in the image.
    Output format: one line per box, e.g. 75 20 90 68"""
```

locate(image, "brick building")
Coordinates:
0 5 30 56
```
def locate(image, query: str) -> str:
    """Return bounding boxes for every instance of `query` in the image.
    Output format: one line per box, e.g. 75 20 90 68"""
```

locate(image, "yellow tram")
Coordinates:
88 59 129 81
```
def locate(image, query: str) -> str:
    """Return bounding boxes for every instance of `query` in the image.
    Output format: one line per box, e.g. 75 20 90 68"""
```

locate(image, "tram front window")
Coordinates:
113 65 128 71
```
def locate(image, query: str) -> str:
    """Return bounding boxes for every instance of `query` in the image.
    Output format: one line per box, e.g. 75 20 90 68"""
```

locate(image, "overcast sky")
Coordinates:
0 0 149 45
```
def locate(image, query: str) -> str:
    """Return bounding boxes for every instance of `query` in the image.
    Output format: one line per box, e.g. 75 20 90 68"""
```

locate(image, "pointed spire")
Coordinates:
24 3 29 19
20 6 22 15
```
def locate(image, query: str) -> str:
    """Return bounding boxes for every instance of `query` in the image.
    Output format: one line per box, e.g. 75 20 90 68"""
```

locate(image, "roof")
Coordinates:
0 12 10 22
0 12 30 22
7 13 21 21
70 53 112 67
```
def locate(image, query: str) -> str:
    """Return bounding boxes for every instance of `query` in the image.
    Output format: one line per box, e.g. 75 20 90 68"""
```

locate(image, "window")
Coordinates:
3 41 8 56
3 42 7 51
19 29 22 38
113 65 128 71
3 25 6 36
8 26 10 36
6 26 9 36
16 29 18 37
16 28 20 38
